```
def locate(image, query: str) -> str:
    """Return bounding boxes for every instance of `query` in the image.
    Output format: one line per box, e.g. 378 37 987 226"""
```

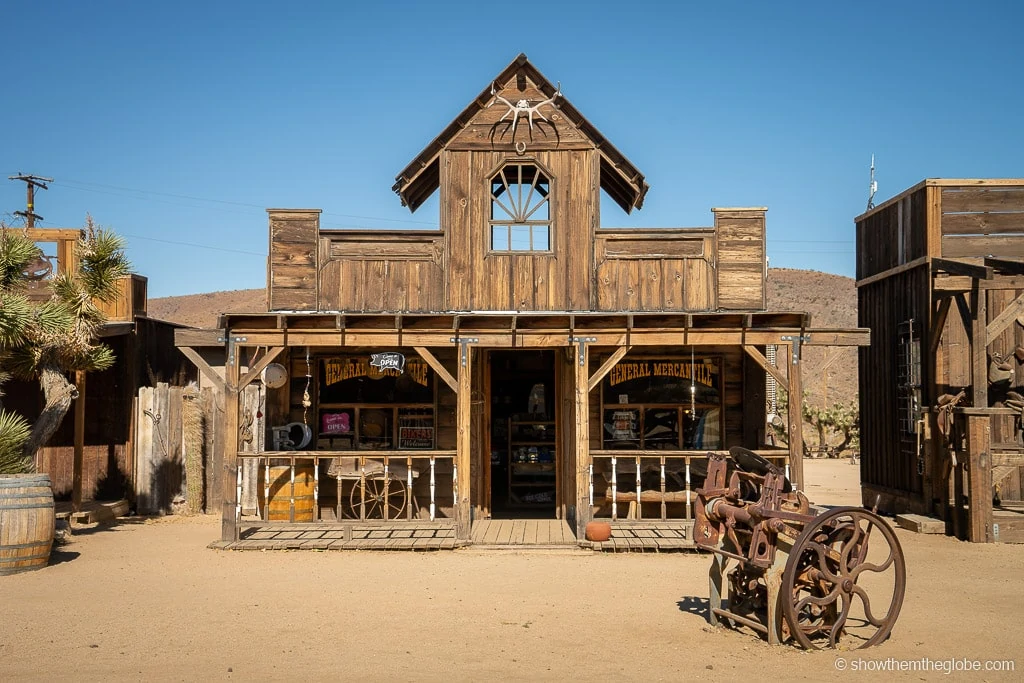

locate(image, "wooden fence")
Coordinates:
134 383 223 514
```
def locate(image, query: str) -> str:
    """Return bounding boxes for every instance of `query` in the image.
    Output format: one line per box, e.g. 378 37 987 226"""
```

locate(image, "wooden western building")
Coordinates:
178 54 868 549
3 226 194 509
857 179 1024 543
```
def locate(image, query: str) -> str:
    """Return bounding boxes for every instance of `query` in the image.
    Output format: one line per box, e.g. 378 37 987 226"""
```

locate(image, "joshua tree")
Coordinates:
0 217 131 467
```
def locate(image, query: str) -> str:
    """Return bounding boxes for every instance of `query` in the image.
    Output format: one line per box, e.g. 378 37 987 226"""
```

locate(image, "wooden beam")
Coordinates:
856 256 929 288
786 345 804 491
985 291 1024 341
178 346 226 394
933 257 993 280
954 293 973 345
574 343 590 540
966 415 992 543
801 330 871 346
984 256 1024 275
174 327 225 347
743 345 787 387
929 297 952 357
72 371 86 514
935 275 1024 291
237 347 285 391
413 346 457 392
221 346 242 542
971 288 988 409
587 345 630 393
455 345 472 541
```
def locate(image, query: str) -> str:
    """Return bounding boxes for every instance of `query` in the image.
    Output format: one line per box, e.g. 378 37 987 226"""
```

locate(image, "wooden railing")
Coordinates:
235 451 456 526
590 451 790 522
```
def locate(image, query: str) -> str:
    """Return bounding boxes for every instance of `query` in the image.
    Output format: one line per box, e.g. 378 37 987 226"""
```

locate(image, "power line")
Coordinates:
51 177 439 226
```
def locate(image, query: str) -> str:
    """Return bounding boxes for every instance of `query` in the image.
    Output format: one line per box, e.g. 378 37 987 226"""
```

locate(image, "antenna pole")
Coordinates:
8 173 53 227
866 155 877 211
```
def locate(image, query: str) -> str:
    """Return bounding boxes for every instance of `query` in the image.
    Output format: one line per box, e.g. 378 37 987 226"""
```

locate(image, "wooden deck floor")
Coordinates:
211 522 460 550
211 519 697 551
584 521 697 552
470 519 576 548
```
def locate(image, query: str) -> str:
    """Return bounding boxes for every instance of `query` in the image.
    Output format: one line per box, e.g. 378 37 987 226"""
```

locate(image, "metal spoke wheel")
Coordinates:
349 477 407 520
782 507 906 649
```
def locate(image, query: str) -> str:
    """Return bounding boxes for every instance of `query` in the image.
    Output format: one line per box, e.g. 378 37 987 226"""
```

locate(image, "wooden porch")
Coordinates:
209 518 708 551
211 521 461 551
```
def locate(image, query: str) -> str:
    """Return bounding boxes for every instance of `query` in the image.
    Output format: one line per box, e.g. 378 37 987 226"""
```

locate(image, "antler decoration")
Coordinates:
489 81 562 136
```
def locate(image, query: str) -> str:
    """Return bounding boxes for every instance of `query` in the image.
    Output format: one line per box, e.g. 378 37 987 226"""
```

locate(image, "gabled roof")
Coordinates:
393 53 649 214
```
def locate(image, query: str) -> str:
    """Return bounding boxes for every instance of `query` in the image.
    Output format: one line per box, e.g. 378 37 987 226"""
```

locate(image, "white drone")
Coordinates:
489 81 562 136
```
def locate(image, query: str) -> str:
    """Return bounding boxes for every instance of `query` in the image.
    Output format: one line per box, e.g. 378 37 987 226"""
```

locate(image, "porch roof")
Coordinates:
175 310 868 349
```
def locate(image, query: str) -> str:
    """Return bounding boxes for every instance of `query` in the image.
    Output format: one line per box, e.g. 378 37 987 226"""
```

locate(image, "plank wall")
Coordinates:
856 186 929 281
268 209 319 311
940 185 1024 259
441 148 597 311
714 209 766 310
858 265 930 498
594 230 714 311
318 232 445 312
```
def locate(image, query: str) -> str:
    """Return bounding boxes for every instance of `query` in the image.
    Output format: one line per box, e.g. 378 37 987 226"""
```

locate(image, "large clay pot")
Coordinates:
585 520 612 542
0 474 55 575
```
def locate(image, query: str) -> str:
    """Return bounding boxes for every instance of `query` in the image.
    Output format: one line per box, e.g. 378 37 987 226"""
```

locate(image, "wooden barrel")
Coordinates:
257 463 315 522
0 474 55 575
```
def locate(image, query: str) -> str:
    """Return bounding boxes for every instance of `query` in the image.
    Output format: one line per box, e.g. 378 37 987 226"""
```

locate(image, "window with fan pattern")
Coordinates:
489 162 552 253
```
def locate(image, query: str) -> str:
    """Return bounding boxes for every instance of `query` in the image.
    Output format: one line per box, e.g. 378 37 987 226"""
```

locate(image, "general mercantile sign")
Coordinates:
323 356 430 387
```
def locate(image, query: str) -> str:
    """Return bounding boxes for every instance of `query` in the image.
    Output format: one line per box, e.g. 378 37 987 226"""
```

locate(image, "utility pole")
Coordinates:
8 173 53 227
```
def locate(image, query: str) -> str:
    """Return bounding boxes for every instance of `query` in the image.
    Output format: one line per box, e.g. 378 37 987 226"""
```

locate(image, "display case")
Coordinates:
507 419 556 507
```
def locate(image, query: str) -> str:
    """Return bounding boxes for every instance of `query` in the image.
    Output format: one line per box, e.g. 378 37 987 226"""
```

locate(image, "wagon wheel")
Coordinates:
349 477 407 520
782 507 906 650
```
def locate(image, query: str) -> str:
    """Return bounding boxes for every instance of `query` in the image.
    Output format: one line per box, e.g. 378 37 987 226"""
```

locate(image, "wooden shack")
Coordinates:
857 179 1024 543
178 54 868 548
2 226 194 505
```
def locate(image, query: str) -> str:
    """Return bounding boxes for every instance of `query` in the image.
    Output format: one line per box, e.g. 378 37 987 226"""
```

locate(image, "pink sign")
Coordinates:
321 412 351 434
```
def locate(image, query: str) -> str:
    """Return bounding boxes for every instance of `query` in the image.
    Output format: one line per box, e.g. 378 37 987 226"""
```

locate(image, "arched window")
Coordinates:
489 162 551 252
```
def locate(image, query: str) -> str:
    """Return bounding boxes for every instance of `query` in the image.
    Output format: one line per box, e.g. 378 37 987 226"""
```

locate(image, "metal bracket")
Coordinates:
780 334 811 365
571 336 597 366
217 335 248 366
450 337 479 367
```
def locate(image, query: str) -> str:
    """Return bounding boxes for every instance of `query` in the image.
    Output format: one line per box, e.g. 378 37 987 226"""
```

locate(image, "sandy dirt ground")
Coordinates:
1 459 1021 682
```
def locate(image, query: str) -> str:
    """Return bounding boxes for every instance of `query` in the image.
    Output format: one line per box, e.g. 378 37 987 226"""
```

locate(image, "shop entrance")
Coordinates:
488 350 559 519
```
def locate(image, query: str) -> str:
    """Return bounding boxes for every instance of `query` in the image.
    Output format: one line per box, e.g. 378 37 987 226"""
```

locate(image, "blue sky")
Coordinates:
3 1 1022 298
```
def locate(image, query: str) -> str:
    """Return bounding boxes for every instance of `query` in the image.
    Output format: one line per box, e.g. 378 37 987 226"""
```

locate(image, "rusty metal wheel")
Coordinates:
782 507 906 649
349 476 407 520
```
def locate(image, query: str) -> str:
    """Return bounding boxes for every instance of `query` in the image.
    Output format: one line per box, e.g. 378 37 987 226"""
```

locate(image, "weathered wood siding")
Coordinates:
941 185 1024 259
856 186 930 281
94 274 148 322
441 148 597 311
268 209 319 311
594 230 714 311
318 232 445 312
714 209 766 310
858 268 930 498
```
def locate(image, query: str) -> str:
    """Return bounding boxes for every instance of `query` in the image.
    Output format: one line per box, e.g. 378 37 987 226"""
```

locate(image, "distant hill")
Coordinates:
149 267 858 408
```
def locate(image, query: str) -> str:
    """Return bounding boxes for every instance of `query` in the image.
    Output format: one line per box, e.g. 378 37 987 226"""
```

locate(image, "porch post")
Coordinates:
221 337 242 542
786 343 804 490
456 344 473 541
574 341 591 540
966 414 992 543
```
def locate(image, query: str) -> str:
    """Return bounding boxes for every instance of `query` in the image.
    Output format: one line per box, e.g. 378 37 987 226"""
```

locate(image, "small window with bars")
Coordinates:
489 162 551 253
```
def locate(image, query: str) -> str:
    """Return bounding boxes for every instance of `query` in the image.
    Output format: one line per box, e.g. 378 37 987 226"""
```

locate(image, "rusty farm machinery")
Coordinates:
694 447 906 649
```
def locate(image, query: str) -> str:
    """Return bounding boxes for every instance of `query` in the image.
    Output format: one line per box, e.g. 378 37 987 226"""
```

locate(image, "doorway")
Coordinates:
488 350 558 518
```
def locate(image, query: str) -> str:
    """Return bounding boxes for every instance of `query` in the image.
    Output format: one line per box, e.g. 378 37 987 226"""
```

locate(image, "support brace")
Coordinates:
450 337 479 367
781 335 811 365
571 336 597 366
